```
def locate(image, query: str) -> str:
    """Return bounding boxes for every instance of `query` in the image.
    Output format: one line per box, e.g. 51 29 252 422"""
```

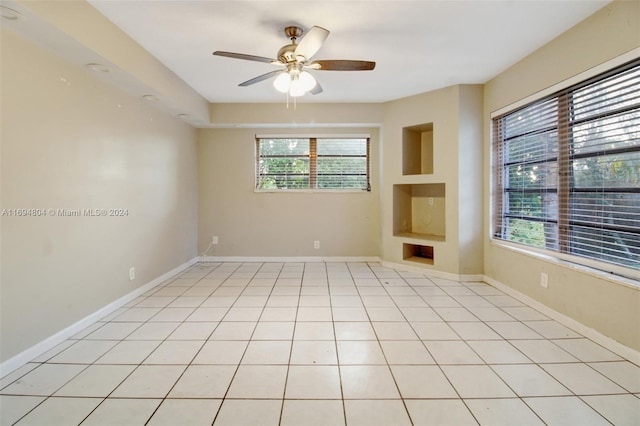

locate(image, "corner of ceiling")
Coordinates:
4 0 209 127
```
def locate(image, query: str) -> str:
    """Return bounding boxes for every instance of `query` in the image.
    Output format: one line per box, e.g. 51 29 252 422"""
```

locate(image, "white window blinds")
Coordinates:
256 137 370 191
256 138 310 189
493 58 640 273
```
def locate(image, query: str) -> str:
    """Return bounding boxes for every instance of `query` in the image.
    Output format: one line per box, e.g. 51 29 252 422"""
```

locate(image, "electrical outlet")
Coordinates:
540 272 548 288
129 267 135 281
212 236 219 244
428 197 434 205
314 240 320 249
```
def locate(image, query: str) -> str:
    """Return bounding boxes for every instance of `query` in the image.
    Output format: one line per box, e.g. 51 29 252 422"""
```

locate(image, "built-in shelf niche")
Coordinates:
393 183 446 241
403 243 434 265
402 123 433 175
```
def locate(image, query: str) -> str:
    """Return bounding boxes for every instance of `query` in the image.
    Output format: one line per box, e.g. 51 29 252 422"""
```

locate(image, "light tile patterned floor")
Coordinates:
1 262 639 425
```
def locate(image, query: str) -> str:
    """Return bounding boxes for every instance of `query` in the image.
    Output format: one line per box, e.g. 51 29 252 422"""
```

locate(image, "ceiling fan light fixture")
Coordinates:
299 71 317 92
214 25 373 100
273 72 291 93
289 77 306 97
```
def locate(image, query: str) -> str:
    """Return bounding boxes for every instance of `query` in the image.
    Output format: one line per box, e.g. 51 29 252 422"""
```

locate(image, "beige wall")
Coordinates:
209 103 383 127
198 127 380 257
0 29 198 362
382 86 460 273
3 0 638 365
483 0 640 350
381 85 484 276
458 85 484 275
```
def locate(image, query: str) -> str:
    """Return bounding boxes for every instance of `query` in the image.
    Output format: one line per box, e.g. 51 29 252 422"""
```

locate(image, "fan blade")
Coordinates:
238 70 281 87
309 81 323 95
213 51 278 64
294 26 329 60
310 60 376 71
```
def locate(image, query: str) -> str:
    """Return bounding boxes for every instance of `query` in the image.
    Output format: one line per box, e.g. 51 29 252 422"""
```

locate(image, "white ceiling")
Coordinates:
87 1 610 103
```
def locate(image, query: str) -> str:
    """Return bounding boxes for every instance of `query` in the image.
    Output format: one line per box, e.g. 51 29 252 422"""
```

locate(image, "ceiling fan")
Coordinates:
213 26 376 97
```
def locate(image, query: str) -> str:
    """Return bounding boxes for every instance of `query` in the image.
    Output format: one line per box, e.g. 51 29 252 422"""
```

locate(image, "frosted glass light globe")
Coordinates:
289 78 305 97
273 72 291 93
299 71 317 92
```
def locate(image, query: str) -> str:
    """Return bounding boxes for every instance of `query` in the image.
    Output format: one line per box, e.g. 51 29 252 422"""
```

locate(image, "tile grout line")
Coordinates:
75 262 224 425
2 261 638 425
331 262 350 426
210 262 269 425
277 261 305 426
88 262 228 424
351 262 416 425
141 262 231 426
1 264 218 426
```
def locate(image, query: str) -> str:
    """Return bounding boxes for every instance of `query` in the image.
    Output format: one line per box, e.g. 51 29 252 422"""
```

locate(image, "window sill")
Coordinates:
489 239 640 291
254 189 370 194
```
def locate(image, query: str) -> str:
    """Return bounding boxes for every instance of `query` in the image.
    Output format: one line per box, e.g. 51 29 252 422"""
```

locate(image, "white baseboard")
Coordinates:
484 275 640 365
200 256 381 263
381 261 484 282
0 257 198 378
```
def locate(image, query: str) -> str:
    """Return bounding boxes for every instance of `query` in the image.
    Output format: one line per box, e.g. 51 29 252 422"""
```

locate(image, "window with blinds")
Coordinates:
493 58 640 274
256 137 370 191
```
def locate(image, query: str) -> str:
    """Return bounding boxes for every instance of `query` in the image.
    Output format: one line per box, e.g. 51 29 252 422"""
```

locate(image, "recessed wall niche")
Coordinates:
402 123 433 175
403 243 434 265
393 183 445 240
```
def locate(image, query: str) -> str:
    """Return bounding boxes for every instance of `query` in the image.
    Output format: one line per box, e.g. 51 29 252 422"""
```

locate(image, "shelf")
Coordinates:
395 232 445 242
396 174 442 184
402 123 433 176
403 243 434 265
393 183 446 238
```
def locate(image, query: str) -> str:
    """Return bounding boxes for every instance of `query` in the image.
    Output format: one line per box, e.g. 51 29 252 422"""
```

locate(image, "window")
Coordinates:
256 136 370 191
493 59 640 273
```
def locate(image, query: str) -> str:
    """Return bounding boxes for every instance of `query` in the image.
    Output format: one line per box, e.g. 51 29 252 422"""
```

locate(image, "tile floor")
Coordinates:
1 262 639 425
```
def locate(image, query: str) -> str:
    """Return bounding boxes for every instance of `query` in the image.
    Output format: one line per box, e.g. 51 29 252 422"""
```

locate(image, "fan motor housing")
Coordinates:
277 43 298 63
278 26 305 63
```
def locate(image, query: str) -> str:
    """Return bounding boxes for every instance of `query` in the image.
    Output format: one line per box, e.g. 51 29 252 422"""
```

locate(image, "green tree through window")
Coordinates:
256 137 370 191
493 59 640 272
